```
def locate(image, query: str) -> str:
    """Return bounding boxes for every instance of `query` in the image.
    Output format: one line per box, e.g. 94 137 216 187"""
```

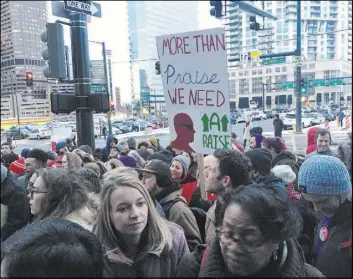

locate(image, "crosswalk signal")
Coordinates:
25 72 33 87
41 22 66 79
155 61 161 75
210 0 223 18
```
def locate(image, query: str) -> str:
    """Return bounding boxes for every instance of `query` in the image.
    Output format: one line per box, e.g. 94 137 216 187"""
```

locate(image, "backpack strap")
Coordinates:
164 197 187 220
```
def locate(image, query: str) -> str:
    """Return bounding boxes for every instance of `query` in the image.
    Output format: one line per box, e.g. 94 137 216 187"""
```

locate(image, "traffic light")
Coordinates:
249 15 260 31
41 22 66 79
25 72 33 87
210 0 223 18
300 78 307 94
155 61 161 75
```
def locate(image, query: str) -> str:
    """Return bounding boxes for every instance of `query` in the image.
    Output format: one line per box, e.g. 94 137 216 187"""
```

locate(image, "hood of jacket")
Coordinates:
106 135 118 150
65 205 97 231
158 187 185 206
273 150 297 166
307 127 320 146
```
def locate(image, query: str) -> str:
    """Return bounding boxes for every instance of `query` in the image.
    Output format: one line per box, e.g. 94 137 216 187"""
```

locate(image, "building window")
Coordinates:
258 69 262 74
239 71 243 76
309 63 315 69
275 67 280 72
244 71 249 76
266 68 271 74
252 70 257 75
282 66 286 72
231 72 236 77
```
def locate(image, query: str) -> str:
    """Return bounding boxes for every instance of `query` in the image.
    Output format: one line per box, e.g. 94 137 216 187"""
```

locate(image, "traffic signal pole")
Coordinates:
294 0 302 133
69 12 95 149
102 42 113 136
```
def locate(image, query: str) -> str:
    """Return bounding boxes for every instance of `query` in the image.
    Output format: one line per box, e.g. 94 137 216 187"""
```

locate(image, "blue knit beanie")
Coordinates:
298 155 351 195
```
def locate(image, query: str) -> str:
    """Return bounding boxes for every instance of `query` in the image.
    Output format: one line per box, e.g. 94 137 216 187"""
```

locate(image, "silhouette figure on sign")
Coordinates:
170 113 195 153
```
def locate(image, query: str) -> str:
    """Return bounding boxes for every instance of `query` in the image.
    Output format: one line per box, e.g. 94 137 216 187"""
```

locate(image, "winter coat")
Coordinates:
312 199 352 277
159 188 202 251
101 135 118 163
306 127 320 155
1 166 29 241
243 123 253 141
272 150 299 185
189 187 215 213
104 224 189 277
205 201 217 246
273 118 284 135
336 140 352 180
176 237 324 278
180 174 198 205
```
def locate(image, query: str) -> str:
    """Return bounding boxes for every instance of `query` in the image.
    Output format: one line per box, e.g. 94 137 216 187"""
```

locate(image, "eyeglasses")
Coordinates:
180 124 194 131
29 189 48 199
216 228 265 251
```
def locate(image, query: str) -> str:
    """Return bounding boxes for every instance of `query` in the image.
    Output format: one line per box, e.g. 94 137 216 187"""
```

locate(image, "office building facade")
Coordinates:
127 1 199 115
1 1 49 119
225 1 352 109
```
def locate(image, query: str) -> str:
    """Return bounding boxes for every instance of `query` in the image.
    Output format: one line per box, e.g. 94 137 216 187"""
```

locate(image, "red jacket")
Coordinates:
306 127 320 155
181 175 216 204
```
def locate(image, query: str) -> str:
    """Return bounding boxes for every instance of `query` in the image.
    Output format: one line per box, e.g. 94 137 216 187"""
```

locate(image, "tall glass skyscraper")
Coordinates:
127 1 199 115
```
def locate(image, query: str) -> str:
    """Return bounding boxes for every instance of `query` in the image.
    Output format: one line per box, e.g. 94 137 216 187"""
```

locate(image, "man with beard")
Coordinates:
306 128 333 159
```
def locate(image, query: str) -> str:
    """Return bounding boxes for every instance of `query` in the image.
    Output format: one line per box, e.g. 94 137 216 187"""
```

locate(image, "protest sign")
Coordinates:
156 28 230 154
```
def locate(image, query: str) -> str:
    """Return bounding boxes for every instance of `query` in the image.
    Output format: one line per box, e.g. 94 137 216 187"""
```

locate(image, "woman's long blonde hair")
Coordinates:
93 171 173 256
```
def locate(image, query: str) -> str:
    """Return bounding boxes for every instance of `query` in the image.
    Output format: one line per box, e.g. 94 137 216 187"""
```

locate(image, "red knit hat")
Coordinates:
9 157 26 175
47 160 56 168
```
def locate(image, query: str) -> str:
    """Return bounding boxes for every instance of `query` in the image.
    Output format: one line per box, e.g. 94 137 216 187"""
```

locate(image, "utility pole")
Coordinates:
154 89 157 115
69 12 95 149
262 82 265 112
295 0 302 133
102 42 113 136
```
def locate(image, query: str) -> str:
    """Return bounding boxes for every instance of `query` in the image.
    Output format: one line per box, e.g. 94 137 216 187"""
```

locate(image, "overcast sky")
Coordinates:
48 1 222 104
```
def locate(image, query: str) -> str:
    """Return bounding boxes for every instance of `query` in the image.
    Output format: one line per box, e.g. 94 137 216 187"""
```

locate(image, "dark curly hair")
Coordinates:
213 149 252 188
261 137 287 154
221 183 303 243
27 148 48 165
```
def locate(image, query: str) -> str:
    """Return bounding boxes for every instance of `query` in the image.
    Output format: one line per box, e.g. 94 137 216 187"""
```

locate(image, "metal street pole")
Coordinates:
69 12 95 149
262 82 265 112
295 0 302 133
102 42 113 136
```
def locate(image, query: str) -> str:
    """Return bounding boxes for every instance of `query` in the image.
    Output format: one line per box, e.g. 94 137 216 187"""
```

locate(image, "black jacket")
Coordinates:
1 170 29 241
273 118 284 133
176 237 324 277
312 199 352 277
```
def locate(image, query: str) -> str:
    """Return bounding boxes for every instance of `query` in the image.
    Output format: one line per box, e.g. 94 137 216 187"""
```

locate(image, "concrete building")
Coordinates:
115 87 121 109
225 1 352 109
90 51 113 95
127 1 199 115
1 1 49 119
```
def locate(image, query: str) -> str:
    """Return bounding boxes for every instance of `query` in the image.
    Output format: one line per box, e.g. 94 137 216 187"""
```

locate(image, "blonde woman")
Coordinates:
93 173 189 277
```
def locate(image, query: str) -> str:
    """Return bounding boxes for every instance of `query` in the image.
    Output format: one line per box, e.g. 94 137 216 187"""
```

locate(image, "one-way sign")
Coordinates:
64 1 102 18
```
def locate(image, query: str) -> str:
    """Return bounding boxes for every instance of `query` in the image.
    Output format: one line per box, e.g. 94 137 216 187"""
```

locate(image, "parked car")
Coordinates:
123 120 145 132
251 112 262 121
307 113 324 125
237 114 247 123
112 123 131 133
112 126 123 135
264 111 274 119
282 113 297 130
6 128 30 140
28 128 51 140
302 114 315 128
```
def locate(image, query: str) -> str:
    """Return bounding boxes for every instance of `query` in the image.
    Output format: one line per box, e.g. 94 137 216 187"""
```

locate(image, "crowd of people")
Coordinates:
1 126 352 277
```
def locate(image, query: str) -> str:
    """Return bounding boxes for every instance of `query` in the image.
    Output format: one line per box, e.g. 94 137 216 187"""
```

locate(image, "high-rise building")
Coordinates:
115 87 121 108
225 1 352 109
90 50 113 95
1 1 49 119
127 1 199 115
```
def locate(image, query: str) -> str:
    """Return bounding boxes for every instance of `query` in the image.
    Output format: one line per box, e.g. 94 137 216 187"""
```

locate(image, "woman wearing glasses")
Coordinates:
28 168 96 231
93 173 189 277
177 184 324 277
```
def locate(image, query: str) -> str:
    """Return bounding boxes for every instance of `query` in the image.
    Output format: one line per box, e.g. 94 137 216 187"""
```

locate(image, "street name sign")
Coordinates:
156 28 231 154
64 1 102 18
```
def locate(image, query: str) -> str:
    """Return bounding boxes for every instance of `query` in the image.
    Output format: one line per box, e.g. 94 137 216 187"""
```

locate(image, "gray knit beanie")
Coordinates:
171 155 190 174
298 155 351 195
78 145 93 155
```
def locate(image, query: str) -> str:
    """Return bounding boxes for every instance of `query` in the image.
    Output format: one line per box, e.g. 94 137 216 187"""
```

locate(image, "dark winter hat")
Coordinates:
1 153 19 168
147 150 174 165
28 149 49 164
245 148 272 176
298 155 351 195
119 155 137 168
137 149 152 161
127 137 137 150
137 159 173 187
20 148 31 158
56 141 67 153
78 145 93 155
